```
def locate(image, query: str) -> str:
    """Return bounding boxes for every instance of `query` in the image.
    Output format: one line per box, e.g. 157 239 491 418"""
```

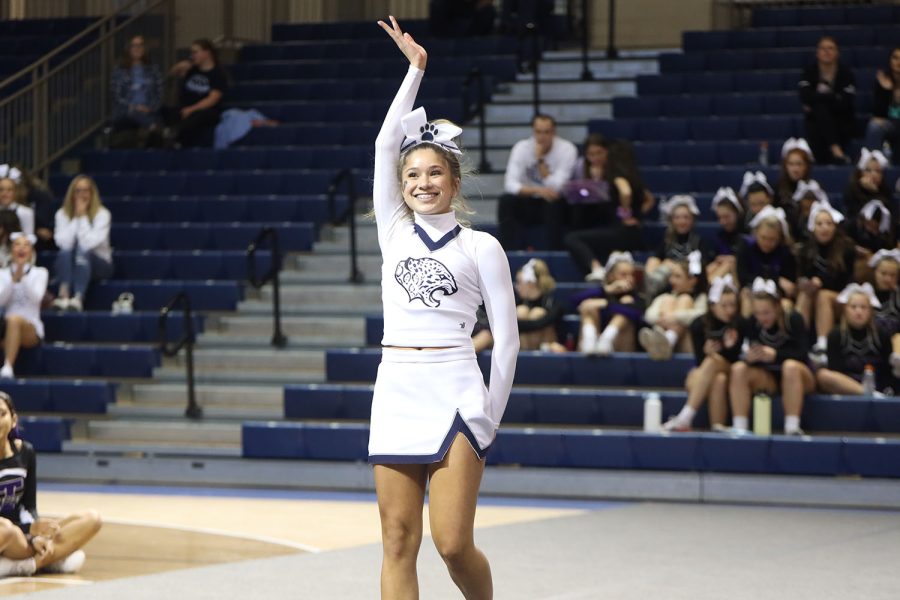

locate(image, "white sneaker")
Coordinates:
808 345 827 368
42 550 85 574
639 326 672 361
662 416 690 432
0 556 36 577
67 297 83 312
0 364 13 379
585 267 605 282
594 337 613 357
579 333 598 355
52 297 69 311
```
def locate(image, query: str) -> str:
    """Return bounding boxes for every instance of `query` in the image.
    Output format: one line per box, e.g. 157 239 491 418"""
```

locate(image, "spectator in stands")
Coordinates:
109 34 163 147
497 114 577 250
739 171 774 225
848 199 896 281
863 47 900 163
869 250 900 378
52 175 113 312
708 187 745 281
843 148 892 220
563 137 649 281
729 278 813 435
640 251 707 361
0 234 46 379
0 166 34 236
799 36 856 164
816 283 896 396
0 392 101 577
0 212 22 268
663 274 742 432
775 138 814 209
575 251 642 356
737 206 797 316
512 258 564 351
789 179 829 243
165 39 228 148
796 200 855 366
643 194 711 300
429 0 496 36
9 165 55 252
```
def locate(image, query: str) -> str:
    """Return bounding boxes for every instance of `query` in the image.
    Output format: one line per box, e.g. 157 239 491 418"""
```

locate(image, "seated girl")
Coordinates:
816 283 896 396
869 249 900 377
708 186 746 281
847 199 896 281
843 148 891 219
640 251 707 361
0 392 101 577
643 194 711 300
788 179 829 244
0 234 47 379
729 278 814 435
796 200 856 364
738 171 775 227
775 138 815 209
575 251 642 356
0 168 34 236
513 258 564 351
736 206 797 315
663 274 743 432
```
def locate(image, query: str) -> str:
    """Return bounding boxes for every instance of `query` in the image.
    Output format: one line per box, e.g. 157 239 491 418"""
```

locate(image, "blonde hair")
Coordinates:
62 175 104 221
520 258 556 294
839 291 877 337
754 216 794 247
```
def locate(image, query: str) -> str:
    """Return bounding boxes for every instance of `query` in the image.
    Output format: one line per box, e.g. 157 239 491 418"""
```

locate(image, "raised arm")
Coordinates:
373 16 427 248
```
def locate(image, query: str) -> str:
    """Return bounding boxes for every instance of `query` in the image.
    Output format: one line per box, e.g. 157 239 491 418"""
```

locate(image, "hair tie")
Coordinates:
857 147 889 172
660 194 699 217
792 179 828 205
749 205 789 238
867 248 900 269
604 251 634 274
860 199 891 233
520 258 538 283
712 187 743 213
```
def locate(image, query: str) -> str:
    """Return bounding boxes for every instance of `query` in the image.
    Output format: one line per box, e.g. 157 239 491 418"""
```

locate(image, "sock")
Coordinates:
676 405 697 426
784 415 801 434
733 416 749 431
663 329 679 348
0 556 36 577
598 324 619 344
816 336 827 350
580 324 597 350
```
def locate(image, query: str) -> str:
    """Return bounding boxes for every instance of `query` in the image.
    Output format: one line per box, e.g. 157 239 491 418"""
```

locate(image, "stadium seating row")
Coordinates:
43 312 203 344
1 380 115 415
101 195 337 225
106 223 314 252
239 36 516 62
659 45 889 73
751 4 900 28
683 25 899 52
12 344 159 379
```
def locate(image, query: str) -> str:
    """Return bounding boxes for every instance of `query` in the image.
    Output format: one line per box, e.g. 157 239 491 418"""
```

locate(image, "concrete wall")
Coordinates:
589 0 714 50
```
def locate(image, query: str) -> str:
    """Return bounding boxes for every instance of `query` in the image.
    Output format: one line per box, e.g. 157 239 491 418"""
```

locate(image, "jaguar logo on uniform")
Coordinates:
395 257 458 308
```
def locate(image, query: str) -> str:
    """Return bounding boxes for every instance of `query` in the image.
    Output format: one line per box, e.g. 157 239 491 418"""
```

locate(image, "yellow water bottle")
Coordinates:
753 393 771 436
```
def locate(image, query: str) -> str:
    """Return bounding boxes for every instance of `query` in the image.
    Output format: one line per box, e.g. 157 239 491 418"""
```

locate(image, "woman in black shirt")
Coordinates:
842 149 892 220
708 187 745 281
167 39 228 148
863 47 900 162
798 36 856 164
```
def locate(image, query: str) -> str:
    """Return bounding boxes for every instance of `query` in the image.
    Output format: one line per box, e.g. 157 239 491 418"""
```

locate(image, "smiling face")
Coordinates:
784 150 810 182
10 235 32 264
0 396 16 448
585 143 608 170
812 211 836 244
874 259 899 291
844 293 873 329
670 205 694 235
711 290 738 322
862 158 884 188
400 146 458 216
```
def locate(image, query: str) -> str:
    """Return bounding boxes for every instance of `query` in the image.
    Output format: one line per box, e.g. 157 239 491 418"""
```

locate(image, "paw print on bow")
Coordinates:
399 107 463 155
420 122 438 142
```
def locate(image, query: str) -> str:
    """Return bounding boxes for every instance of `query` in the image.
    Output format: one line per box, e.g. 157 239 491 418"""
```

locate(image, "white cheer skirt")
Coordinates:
368 346 495 464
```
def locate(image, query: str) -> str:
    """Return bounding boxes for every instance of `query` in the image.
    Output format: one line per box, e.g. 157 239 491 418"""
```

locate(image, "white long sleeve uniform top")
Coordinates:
53 207 112 263
374 65 519 428
503 135 578 196
0 265 48 339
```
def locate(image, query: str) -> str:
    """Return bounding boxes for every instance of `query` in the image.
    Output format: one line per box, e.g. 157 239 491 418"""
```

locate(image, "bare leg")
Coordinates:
35 511 102 569
781 359 815 418
816 369 864 395
428 434 491 600
472 331 494 353
815 290 837 339
0 518 34 560
4 316 40 368
516 305 540 350
685 355 729 411
375 463 427 600
708 371 729 427
796 289 814 328
740 288 752 318
729 362 776 419
611 316 635 351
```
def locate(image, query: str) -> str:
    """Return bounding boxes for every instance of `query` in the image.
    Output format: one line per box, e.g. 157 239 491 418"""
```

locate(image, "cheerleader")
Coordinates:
575 251 643 356
0 167 34 236
640 250 707 361
643 194 711 299
796 200 856 364
0 234 47 379
708 186 746 280
663 274 743 432
369 18 518 598
513 259 564 351
869 249 900 377
842 148 891 219
738 170 774 226
729 278 814 435
736 205 797 315
816 283 896 396
847 199 896 280
775 138 814 205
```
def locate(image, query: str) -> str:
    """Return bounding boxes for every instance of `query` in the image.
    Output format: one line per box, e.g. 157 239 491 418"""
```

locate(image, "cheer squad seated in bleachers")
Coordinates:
574 251 642 356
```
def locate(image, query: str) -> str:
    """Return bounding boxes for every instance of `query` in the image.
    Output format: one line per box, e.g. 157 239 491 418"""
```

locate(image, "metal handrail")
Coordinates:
520 22 541 116
0 0 174 178
246 227 288 348
579 0 594 80
462 67 491 173
605 0 618 60
158 292 201 419
327 168 364 284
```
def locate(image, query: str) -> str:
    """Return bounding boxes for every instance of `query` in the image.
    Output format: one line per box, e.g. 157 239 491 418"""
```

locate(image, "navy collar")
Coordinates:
413 222 461 251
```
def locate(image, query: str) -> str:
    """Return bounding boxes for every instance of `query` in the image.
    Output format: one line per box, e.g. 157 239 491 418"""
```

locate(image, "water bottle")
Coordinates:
758 141 769 167
862 364 876 396
752 392 771 436
643 392 662 433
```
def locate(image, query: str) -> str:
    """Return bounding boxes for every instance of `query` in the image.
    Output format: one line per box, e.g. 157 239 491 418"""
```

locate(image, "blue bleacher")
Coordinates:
19 416 72 452
1 379 115 414
43 312 203 344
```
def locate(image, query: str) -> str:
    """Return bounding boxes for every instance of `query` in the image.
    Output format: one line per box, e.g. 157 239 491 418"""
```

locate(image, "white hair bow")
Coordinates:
712 187 743 213
860 199 891 233
868 248 900 269
9 232 36 245
708 274 737 304
0 164 22 183
749 205 789 238
751 277 778 298
604 251 634 274
792 179 828 204
806 199 844 231
836 282 881 309
857 148 889 172
738 171 773 198
660 194 699 217
781 137 814 162
520 258 538 283
399 107 462 155
687 249 703 276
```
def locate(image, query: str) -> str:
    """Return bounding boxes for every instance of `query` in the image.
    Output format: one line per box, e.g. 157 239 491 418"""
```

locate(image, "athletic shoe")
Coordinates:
784 428 806 436
42 550 85 574
711 424 730 433
808 345 827 368
0 364 13 379
67 297 83 312
639 326 672 361
594 337 613 357
579 334 598 355
0 556 36 577
52 297 69 311
661 417 690 432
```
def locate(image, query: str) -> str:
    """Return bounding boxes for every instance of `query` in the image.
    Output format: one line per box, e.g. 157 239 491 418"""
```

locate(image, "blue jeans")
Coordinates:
864 118 899 161
54 249 113 297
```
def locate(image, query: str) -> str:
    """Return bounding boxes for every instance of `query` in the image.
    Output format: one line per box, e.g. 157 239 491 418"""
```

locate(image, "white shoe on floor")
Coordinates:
579 334 598 355
662 416 690 432
67 296 83 312
0 364 13 379
41 550 85 574
639 326 672 361
0 556 36 577
52 297 69 311
594 337 612 357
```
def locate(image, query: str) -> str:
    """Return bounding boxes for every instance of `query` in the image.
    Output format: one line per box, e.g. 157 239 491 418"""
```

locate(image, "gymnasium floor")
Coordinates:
4 484 898 599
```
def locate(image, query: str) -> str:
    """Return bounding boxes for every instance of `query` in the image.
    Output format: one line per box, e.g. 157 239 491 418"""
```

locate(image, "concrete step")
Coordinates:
498 80 635 102
86 419 241 444
478 102 611 124
129 383 283 407
254 282 381 306
523 56 659 80
62 439 241 457
206 314 366 340
108 402 282 421
284 255 382 283
163 347 325 371
153 366 324 384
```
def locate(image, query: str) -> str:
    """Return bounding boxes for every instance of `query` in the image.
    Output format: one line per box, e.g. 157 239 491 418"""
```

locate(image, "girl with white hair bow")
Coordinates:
574 251 643 356
775 138 814 209
796 199 856 365
708 187 746 281
846 199 896 281
0 169 34 237
0 233 46 379
736 205 798 316
643 194 711 301
663 274 743 432
729 278 814 435
816 283 896 396
512 258 564 352
843 147 892 219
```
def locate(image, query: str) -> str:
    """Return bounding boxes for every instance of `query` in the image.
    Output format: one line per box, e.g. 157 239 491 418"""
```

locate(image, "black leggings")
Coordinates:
564 223 645 274
804 103 854 163
497 193 568 250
